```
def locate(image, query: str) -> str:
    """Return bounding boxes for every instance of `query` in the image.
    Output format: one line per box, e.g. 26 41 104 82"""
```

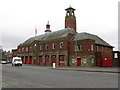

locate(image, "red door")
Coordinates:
51 55 56 66
29 56 32 64
21 57 24 64
39 56 43 65
77 58 81 66
102 57 112 67
97 58 101 67
59 55 65 66
45 55 49 65
25 57 28 64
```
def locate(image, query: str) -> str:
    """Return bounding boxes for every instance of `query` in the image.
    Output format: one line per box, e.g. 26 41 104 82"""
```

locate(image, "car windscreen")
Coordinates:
14 59 21 62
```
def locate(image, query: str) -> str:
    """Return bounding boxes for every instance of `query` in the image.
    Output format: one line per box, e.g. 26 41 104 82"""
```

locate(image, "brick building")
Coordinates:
16 6 114 67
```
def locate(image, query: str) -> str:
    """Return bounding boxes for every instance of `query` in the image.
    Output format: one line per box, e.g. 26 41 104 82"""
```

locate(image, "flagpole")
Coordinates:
35 26 37 37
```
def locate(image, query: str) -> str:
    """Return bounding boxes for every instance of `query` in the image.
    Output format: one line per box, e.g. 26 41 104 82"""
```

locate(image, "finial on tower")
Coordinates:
47 21 49 25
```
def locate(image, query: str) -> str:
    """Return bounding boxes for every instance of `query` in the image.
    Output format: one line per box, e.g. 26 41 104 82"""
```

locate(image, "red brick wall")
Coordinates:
69 39 96 55
65 18 76 31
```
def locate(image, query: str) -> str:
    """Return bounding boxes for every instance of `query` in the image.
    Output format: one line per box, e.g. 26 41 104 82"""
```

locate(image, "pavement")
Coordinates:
24 64 120 73
52 66 120 73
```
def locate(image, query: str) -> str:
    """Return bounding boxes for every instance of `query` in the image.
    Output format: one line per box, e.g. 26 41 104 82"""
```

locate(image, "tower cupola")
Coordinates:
45 21 51 34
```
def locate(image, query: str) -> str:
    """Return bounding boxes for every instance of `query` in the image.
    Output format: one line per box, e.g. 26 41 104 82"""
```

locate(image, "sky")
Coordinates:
0 0 119 52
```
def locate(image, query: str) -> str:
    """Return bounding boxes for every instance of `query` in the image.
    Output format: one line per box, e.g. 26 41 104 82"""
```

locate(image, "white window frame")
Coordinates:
60 42 64 48
114 53 118 58
22 48 24 52
26 47 28 52
52 43 55 49
82 58 87 64
75 44 83 51
91 44 94 51
91 58 94 63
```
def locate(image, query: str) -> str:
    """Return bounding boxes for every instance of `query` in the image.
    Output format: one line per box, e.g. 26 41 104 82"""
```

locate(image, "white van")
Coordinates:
12 57 22 66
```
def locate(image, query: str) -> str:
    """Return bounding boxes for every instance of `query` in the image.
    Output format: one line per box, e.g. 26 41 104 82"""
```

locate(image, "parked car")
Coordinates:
12 57 22 66
7 60 11 63
1 60 7 64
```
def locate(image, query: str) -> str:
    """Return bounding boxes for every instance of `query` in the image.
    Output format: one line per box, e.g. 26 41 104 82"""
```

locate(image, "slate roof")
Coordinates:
72 32 113 47
19 28 113 48
20 28 77 46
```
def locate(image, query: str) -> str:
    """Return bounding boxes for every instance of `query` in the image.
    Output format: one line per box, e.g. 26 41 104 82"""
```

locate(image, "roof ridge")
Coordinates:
20 28 77 46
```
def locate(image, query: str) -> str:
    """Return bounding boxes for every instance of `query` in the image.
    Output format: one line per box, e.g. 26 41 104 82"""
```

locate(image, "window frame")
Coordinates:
91 44 94 51
52 43 55 49
75 43 83 51
46 44 49 50
60 42 64 49
40 45 43 51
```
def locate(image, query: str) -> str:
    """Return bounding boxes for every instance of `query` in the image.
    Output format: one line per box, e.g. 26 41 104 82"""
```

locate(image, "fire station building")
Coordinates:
16 6 114 67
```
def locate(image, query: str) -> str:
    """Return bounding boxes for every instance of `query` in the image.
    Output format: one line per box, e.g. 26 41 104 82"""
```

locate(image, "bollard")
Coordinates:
52 63 55 69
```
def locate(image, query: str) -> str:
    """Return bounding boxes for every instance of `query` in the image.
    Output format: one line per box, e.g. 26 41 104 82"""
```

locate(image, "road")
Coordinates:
2 64 118 88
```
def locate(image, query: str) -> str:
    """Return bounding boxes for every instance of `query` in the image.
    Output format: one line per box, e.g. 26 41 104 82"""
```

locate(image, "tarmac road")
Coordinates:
2 64 118 88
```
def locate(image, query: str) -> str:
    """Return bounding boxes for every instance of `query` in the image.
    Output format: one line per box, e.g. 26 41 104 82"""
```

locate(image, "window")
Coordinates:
97 46 99 51
52 43 55 49
34 44 37 51
46 44 49 50
102 46 104 51
29 46 32 52
40 45 42 50
75 44 83 51
22 48 24 52
60 42 63 48
19 48 20 52
26 47 28 52
82 58 87 64
91 44 94 51
91 58 94 63
106 47 108 52
114 53 118 58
